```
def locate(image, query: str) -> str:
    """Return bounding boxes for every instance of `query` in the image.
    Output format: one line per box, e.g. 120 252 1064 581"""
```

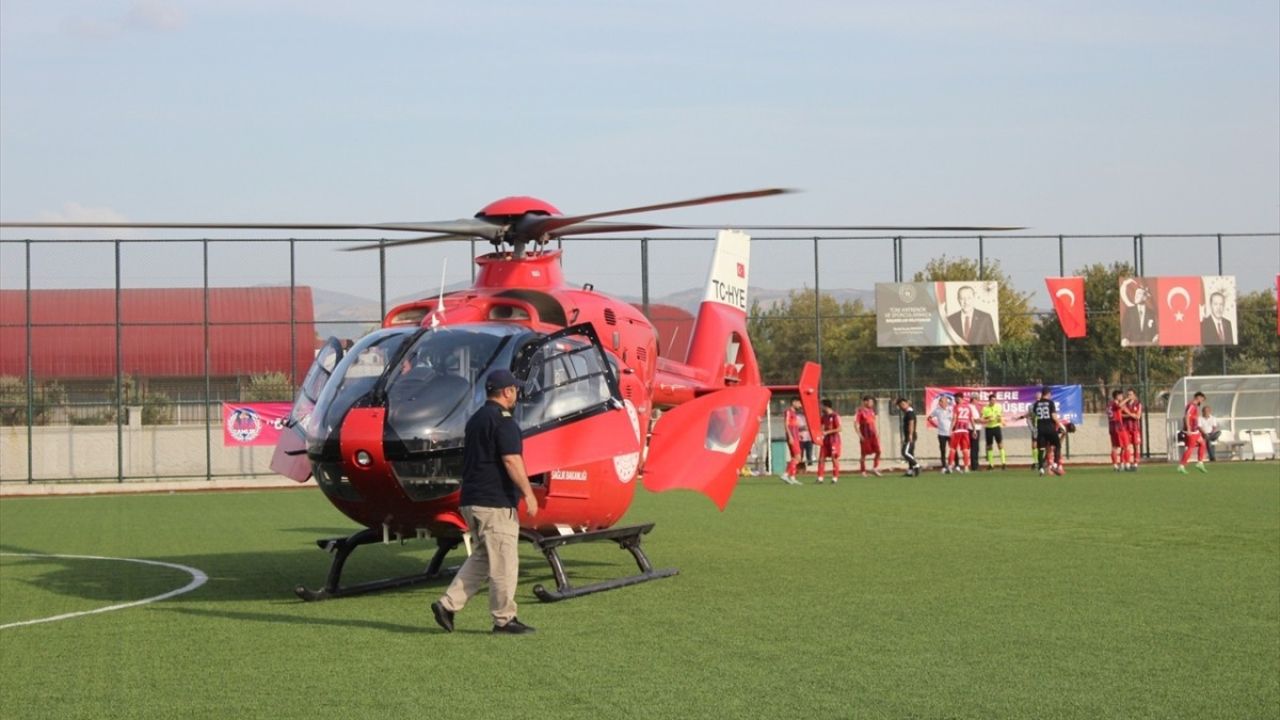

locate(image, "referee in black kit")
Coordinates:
896 397 920 477
1029 387 1061 476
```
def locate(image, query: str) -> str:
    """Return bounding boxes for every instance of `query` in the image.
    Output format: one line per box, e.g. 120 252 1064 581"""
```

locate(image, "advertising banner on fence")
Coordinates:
876 281 1001 347
222 402 293 447
923 385 1084 426
1119 276 1237 347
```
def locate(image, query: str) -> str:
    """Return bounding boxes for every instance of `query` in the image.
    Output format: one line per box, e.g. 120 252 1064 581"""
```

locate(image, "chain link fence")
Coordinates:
2 233 1276 482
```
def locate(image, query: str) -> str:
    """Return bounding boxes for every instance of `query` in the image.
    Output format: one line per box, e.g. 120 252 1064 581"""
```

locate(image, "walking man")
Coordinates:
1178 392 1209 474
432 369 540 635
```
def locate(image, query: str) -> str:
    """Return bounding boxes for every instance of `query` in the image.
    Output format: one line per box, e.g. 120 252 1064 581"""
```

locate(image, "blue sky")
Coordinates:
2 1 1277 304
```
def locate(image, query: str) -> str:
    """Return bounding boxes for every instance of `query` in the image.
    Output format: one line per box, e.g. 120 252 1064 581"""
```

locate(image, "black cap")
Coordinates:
485 369 519 393
1040 386 1052 395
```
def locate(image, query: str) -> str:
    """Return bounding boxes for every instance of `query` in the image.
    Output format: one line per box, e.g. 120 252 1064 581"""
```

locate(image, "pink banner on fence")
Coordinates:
222 402 293 447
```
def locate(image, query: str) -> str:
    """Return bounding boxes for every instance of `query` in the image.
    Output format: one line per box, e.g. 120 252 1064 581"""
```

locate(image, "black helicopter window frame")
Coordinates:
511 322 624 436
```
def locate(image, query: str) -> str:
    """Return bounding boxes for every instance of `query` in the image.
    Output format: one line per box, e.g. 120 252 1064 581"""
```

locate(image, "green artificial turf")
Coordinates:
1 463 1277 719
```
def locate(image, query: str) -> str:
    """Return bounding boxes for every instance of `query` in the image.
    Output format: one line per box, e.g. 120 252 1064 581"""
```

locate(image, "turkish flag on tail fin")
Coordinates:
1156 276 1202 346
1045 277 1087 338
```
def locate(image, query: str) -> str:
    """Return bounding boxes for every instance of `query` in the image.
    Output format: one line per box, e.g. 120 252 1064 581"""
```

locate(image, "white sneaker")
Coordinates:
942 467 951 474
872 469 883 477
816 477 824 484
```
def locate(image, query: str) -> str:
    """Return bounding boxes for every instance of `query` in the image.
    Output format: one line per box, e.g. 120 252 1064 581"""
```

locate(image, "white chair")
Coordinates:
1242 428 1278 461
1216 430 1248 461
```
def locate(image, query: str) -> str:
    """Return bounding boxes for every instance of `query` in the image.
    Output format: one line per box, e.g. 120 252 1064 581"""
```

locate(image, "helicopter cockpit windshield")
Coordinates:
382 326 515 453
297 321 622 502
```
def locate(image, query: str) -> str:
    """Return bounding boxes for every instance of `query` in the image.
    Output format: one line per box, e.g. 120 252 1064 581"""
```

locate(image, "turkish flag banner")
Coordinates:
1156 276 1202 346
1045 277 1086 338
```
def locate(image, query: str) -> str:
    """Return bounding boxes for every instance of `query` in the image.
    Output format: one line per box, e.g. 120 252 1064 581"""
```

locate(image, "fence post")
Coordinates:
203 239 212 481
813 237 822 390
979 235 988 384
25 239 33 484
1059 235 1067 384
115 240 123 483
641 237 650 318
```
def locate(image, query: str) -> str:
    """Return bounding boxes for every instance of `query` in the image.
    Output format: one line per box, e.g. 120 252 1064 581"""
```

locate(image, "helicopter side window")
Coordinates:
309 329 415 447
286 337 344 438
515 335 617 432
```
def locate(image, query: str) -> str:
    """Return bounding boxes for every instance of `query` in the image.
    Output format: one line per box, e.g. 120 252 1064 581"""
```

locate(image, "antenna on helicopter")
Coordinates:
430 259 448 329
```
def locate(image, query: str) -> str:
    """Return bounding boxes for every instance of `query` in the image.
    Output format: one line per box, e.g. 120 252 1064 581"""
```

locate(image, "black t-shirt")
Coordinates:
1031 398 1057 433
900 406 917 440
460 400 524 508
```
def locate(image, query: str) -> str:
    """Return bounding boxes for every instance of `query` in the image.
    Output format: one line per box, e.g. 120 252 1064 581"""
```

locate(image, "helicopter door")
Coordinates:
269 337 345 482
513 324 641 475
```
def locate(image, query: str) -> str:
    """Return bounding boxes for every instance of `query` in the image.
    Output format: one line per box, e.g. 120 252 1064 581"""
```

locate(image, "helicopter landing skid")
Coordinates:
294 528 462 602
523 522 679 602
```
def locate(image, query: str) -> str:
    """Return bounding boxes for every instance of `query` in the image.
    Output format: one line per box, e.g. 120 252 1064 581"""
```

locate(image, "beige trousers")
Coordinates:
439 505 520 625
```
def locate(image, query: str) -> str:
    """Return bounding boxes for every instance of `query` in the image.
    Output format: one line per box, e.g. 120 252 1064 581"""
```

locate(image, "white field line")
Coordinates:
0 553 208 630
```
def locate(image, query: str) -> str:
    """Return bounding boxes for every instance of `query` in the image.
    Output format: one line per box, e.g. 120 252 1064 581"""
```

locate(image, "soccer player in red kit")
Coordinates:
1107 389 1131 471
1123 388 1143 471
1178 392 1209 474
949 393 976 473
855 396 882 477
815 398 842 484
781 398 803 485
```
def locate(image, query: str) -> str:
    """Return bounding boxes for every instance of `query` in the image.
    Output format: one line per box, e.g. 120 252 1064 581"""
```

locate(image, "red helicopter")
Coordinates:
2 190 1015 601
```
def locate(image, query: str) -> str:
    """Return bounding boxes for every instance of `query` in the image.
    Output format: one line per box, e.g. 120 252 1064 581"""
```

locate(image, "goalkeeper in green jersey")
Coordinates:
980 392 1007 470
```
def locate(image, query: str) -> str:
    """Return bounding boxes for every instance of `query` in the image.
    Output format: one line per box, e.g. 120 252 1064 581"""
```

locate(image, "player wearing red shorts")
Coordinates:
781 399 803 485
815 398 842 484
1123 388 1143 471
1107 389 1131 471
949 393 976 473
855 396 882 477
1178 392 1209 474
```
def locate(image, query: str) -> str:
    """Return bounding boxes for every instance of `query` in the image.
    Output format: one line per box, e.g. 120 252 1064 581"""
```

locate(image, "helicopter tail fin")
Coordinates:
682 230 760 387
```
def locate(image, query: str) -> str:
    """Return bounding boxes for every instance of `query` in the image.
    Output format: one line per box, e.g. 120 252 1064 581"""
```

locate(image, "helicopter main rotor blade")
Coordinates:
552 221 1026 235
342 234 478 251
526 188 796 236
0 218 504 240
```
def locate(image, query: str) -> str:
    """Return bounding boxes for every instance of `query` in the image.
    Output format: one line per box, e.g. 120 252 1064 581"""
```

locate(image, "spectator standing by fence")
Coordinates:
928 395 954 474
